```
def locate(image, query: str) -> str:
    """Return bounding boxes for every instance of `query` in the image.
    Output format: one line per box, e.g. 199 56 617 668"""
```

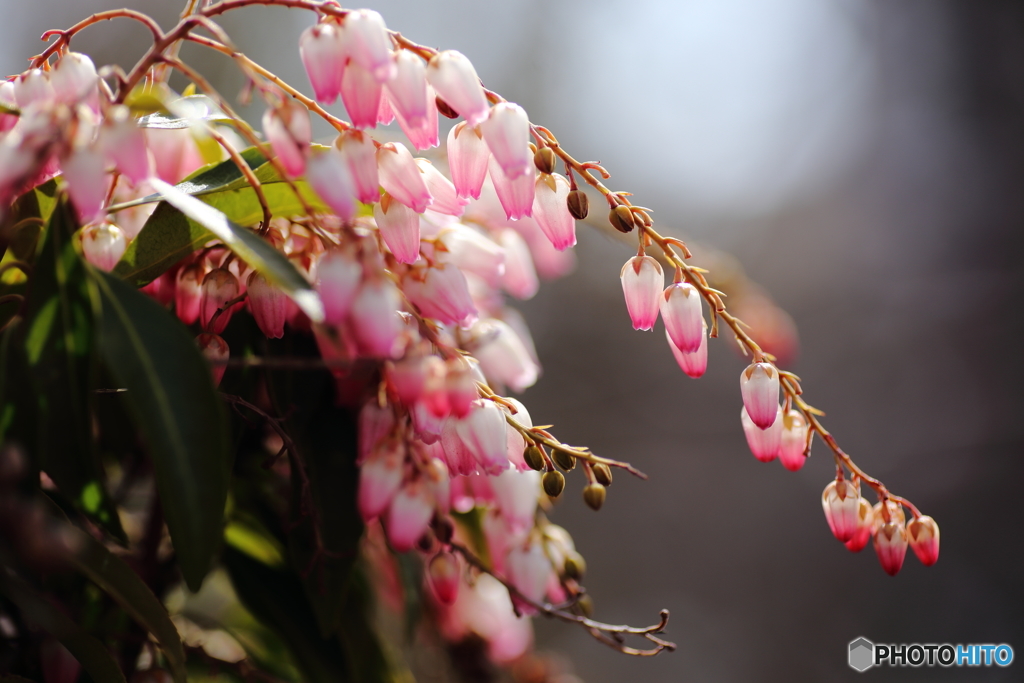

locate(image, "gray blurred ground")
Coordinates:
4 1 1022 681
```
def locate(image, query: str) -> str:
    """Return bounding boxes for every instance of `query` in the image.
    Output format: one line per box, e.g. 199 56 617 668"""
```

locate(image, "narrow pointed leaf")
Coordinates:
135 95 232 129
92 270 229 591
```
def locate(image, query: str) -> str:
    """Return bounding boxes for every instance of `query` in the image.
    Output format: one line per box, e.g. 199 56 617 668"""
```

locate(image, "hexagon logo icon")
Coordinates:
849 637 875 672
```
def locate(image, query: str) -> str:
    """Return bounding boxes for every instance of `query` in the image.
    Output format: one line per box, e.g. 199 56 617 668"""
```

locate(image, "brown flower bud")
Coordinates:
435 96 459 119
543 470 565 498
433 516 454 544
534 146 556 174
592 463 613 487
609 204 635 233
577 594 594 618
524 444 546 471
552 449 576 471
583 483 606 511
566 189 589 220
563 551 587 581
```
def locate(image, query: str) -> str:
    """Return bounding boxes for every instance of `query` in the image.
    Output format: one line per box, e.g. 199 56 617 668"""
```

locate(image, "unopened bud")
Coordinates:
592 463 612 487
196 333 229 386
566 189 589 220
435 95 459 119
427 551 460 605
577 594 594 618
542 470 565 498
609 204 635 233
907 515 940 566
583 483 606 511
563 551 586 581
552 449 576 471
433 516 454 544
524 444 545 471
416 530 435 552
534 147 556 175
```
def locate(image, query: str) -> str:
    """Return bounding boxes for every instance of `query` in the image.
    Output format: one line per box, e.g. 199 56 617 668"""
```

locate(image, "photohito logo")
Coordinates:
848 637 1014 672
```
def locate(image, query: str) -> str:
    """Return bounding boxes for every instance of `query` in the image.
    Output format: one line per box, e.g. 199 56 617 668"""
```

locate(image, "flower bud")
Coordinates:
335 130 380 204
200 267 240 334
374 193 421 264
358 440 405 520
316 249 362 324
873 518 908 576
778 409 809 471
542 470 565 498
609 204 635 233
583 483 606 511
577 594 594 618
843 497 875 552
480 103 531 180
386 479 434 552
427 551 460 605
552 449 576 472
821 479 860 542
247 271 288 339
342 9 395 83
98 105 152 185
661 283 703 353
350 278 403 357
740 362 780 429
532 173 576 251
563 550 586 581
175 262 205 325
415 159 467 216
80 221 126 272
523 444 545 471
404 264 477 326
566 189 589 220
377 142 432 213
299 22 346 104
489 155 535 220
426 51 489 126
666 320 708 378
619 255 664 331
340 60 383 129
262 100 311 178
196 333 229 386
307 147 357 221
907 515 940 566
740 405 782 462
592 463 613 487
534 147 556 175
386 50 429 129
446 122 490 200
50 53 98 108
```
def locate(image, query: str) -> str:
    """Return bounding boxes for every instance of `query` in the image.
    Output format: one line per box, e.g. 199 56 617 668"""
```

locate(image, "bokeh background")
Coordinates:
4 1 1023 681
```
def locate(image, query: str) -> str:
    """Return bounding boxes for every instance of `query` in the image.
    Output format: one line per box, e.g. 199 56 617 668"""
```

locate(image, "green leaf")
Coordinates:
67 516 187 683
18 200 123 539
135 95 232 129
0 320 36 463
0 571 126 683
92 270 230 592
134 178 324 321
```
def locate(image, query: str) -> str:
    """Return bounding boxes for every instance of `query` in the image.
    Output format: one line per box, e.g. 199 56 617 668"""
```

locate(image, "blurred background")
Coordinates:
4 0 1023 680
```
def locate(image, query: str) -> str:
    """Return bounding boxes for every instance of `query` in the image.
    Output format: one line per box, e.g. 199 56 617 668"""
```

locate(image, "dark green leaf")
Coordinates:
92 270 229 592
0 571 126 683
0 320 37 466
135 95 232 129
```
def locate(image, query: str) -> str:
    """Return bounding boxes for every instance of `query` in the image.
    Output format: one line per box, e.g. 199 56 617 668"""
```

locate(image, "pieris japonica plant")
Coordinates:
0 1 941 681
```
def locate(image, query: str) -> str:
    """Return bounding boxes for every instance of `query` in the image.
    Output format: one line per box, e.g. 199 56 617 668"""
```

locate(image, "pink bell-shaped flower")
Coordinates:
307 147 357 221
532 173 576 251
404 264 477 326
907 515 940 566
394 85 440 151
200 267 241 334
489 156 535 220
316 251 363 325
335 130 380 204
426 51 489 126
50 53 99 108
14 69 54 108
341 9 395 83
61 147 107 225
415 159 467 216
778 409 809 471
447 122 490 199
340 59 383 130
821 479 861 542
386 479 434 552
175 262 205 325
374 193 421 264
98 105 152 186
350 278 403 357
436 224 505 286
501 398 532 471
660 282 703 353
358 440 405 520
740 362 780 429
247 271 288 339
196 333 229 387
445 357 478 418
377 90 395 125
740 405 782 462
666 320 708 378
844 497 875 552
387 353 432 405
505 540 552 608
0 81 18 133
480 103 531 180
873 515 909 576
470 319 539 393
377 142 432 213
619 255 663 331
80 221 126 272
428 551 460 605
262 99 311 178
299 21 346 104
498 229 539 300
386 50 429 129
455 399 509 474
490 467 540 533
